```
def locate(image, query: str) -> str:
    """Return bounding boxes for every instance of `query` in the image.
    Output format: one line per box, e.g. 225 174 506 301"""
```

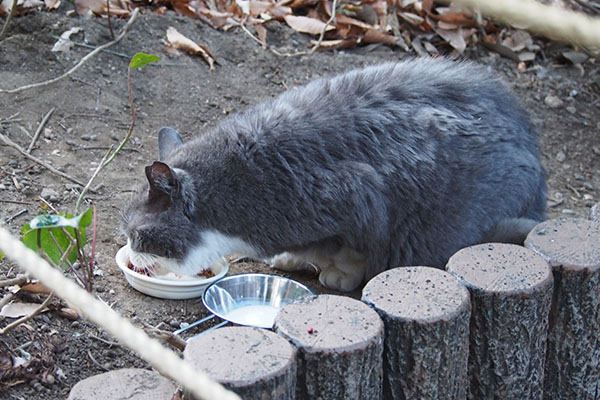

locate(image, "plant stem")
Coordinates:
0 0 18 42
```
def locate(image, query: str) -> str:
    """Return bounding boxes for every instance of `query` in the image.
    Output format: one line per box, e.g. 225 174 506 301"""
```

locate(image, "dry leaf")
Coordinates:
255 23 267 45
166 26 216 70
52 27 82 53
74 0 131 17
432 26 466 53
362 30 398 46
283 15 335 35
0 302 48 318
20 281 52 294
44 0 60 9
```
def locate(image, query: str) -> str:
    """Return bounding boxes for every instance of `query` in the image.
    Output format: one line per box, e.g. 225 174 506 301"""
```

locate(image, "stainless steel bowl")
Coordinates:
202 273 315 329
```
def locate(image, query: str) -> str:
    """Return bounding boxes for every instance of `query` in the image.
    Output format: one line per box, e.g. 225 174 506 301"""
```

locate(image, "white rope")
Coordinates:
0 225 240 400
451 0 600 48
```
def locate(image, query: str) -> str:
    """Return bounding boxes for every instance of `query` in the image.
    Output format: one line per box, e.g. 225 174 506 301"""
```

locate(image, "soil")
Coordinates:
0 5 598 399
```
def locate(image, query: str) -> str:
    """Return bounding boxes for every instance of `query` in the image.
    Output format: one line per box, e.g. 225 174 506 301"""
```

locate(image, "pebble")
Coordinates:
544 95 564 108
8 160 18 168
0 184 6 190
41 187 59 202
556 151 567 163
169 319 180 328
566 106 576 114
561 209 577 216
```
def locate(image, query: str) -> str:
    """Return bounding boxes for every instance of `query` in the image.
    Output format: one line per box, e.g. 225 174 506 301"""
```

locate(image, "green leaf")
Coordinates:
130 53 160 70
21 209 93 270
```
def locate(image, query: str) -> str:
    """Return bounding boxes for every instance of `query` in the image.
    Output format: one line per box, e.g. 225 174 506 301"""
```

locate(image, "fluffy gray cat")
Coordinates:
122 57 546 292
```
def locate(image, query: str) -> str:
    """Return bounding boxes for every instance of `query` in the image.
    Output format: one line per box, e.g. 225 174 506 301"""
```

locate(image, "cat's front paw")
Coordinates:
268 252 317 272
319 267 362 292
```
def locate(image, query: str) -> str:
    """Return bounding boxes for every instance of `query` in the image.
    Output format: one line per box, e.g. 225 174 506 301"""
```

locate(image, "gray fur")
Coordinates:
123 58 547 285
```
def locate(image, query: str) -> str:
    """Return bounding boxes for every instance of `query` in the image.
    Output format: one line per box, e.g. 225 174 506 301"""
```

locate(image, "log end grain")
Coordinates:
274 294 383 354
525 217 600 272
446 242 553 295
67 368 177 400
183 326 296 399
361 266 470 323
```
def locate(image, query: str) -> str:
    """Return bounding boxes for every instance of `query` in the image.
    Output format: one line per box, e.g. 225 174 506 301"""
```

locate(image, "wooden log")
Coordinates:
361 266 471 400
274 294 384 400
67 368 177 400
446 243 553 400
525 217 600 400
183 326 297 400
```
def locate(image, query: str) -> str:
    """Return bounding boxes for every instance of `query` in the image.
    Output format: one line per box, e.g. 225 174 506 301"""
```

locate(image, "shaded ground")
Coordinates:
0 5 598 399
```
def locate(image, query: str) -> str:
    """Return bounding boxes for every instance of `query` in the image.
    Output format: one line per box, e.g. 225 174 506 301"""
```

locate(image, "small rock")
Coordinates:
169 319 180 328
43 374 55 385
0 184 6 190
8 160 18 168
561 209 577 216
544 95 564 108
41 187 59 202
556 151 567 163
566 106 576 114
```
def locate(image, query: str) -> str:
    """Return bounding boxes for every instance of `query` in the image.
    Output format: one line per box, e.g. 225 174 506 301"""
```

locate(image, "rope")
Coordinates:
451 0 600 48
0 225 240 400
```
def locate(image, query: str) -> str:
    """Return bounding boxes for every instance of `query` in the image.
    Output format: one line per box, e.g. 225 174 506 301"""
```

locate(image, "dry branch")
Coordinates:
0 132 86 187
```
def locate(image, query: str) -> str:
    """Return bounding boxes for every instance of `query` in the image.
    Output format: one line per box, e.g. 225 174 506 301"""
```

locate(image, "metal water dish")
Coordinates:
202 273 316 329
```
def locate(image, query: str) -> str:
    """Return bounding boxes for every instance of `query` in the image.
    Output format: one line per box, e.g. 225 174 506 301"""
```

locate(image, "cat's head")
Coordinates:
122 128 200 272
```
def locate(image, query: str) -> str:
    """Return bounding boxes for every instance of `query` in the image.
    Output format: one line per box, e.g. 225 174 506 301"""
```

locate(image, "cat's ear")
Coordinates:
145 161 178 197
158 127 183 161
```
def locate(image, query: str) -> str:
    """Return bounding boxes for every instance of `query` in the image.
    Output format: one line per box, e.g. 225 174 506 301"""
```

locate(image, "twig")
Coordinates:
0 8 139 94
87 349 109 371
49 35 130 58
106 0 115 39
27 108 55 153
75 147 112 214
4 208 27 223
0 292 54 335
0 111 20 123
0 199 32 205
0 275 28 288
0 133 86 187
0 0 18 42
239 0 338 57
89 333 120 347
0 292 15 309
145 327 187 352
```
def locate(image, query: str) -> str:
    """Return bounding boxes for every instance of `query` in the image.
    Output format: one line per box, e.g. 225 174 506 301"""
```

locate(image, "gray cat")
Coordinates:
122 57 546 292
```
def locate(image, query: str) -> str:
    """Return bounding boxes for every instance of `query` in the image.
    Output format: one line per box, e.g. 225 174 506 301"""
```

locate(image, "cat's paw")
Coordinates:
318 267 362 292
268 252 317 272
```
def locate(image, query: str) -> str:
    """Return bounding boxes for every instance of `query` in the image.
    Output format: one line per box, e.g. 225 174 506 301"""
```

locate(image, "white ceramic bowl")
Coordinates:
115 246 228 299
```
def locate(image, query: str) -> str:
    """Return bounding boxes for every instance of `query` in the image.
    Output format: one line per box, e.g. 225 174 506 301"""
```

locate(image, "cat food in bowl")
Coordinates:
115 246 228 299
202 273 315 328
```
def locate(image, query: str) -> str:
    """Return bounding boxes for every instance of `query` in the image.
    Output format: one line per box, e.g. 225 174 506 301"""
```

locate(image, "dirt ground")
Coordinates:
0 4 598 399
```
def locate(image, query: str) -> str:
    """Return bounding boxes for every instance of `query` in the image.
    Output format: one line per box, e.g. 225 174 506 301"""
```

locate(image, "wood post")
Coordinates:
525 216 600 400
361 266 471 400
183 326 297 400
274 294 384 400
446 243 553 400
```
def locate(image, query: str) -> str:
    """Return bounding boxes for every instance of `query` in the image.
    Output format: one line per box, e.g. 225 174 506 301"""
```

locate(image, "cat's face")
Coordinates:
122 161 199 263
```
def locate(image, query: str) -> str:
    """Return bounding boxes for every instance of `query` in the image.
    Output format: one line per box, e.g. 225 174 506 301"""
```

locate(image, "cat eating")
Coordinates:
122 57 546 292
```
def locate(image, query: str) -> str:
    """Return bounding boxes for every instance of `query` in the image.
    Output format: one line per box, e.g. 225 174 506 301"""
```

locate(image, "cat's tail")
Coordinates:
483 218 541 245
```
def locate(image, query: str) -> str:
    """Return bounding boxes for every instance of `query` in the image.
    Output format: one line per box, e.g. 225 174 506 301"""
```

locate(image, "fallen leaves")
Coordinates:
283 14 335 35
3 0 595 67
166 26 216 70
